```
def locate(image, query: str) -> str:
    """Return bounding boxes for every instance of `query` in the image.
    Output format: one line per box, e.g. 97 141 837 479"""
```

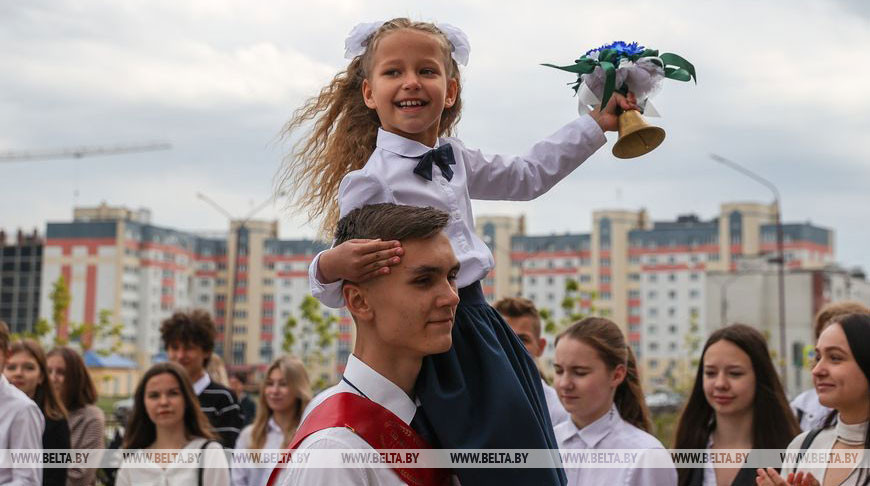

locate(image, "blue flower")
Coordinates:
585 41 645 58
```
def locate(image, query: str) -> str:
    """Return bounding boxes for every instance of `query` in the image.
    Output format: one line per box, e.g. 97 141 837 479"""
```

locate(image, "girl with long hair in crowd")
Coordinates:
117 362 229 486
47 346 106 486
758 313 870 486
553 317 677 486
233 356 312 486
673 324 799 486
4 338 70 486
283 17 638 485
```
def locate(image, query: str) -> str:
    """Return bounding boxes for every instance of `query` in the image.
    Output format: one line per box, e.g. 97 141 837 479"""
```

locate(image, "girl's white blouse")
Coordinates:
309 115 607 308
115 437 230 486
555 405 677 486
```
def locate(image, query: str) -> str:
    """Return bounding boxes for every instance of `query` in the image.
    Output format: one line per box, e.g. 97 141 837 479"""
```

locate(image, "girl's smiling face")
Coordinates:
813 323 869 417
362 28 458 147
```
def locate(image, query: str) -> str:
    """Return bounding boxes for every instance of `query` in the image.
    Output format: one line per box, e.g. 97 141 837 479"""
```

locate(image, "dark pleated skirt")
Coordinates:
415 281 567 486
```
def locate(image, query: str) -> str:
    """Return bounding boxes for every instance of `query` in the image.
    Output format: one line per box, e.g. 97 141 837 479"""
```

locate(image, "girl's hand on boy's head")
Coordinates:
318 239 403 284
590 92 639 132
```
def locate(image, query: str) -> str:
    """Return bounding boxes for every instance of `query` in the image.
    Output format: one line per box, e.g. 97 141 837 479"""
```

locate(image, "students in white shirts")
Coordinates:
494 296 570 426
117 362 229 486
233 356 312 486
553 317 677 486
673 324 798 486
0 321 45 486
758 313 870 486
790 301 869 432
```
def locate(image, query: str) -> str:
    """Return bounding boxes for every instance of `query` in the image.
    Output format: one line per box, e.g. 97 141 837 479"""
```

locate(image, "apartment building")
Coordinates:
482 202 840 390
40 204 345 385
0 229 42 334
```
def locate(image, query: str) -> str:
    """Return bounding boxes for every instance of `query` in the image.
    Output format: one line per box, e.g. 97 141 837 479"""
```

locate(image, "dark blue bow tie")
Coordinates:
413 144 455 182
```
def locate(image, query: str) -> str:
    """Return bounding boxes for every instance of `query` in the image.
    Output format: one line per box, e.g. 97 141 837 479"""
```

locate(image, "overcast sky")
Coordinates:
2 0 868 271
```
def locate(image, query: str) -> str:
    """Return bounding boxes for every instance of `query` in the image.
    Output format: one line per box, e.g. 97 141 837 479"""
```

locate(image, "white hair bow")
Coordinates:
343 20 471 66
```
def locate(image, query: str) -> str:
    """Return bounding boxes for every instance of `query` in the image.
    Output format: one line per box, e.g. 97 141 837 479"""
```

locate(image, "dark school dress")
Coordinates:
415 281 566 486
43 415 71 486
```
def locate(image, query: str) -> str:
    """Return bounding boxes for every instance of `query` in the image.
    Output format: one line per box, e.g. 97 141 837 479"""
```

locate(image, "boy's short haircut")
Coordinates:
160 310 216 357
814 300 870 339
0 320 9 352
334 203 449 246
232 371 247 384
493 297 542 338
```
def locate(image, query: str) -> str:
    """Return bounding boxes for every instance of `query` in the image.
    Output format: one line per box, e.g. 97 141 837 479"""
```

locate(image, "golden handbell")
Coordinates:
612 110 665 159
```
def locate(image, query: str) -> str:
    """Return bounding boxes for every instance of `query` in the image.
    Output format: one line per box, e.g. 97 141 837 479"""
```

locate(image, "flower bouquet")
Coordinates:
544 41 696 158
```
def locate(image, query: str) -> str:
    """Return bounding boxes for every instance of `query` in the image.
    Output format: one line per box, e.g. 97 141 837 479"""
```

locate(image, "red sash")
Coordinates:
266 392 449 486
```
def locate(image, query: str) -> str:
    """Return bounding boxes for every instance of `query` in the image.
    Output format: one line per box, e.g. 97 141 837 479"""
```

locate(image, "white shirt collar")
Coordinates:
555 403 619 448
342 354 417 425
376 128 440 158
192 372 211 396
267 416 282 434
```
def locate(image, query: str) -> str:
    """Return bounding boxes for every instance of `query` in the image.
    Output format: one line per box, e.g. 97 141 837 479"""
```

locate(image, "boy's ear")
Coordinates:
444 78 459 108
362 79 377 109
343 283 374 321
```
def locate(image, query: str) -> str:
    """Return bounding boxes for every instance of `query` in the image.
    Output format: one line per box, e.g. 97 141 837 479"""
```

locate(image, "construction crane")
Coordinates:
0 141 171 163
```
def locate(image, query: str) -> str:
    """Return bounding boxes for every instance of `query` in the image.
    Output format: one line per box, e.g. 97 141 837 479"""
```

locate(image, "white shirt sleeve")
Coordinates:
280 436 370 486
628 447 678 486
202 440 231 486
232 426 252 486
7 400 44 486
461 115 607 201
307 170 392 309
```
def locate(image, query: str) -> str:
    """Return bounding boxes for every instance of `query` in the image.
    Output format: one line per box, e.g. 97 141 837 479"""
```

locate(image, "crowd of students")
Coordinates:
0 214 867 486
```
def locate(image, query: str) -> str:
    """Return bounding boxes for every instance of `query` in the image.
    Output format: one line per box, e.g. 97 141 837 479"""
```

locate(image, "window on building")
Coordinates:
648 290 657 299
628 290 640 299
668 290 677 299
648 274 658 282
600 292 612 300
580 275 592 283
649 325 658 334
648 308 658 317
669 325 678 334
629 273 640 282
263 278 273 286
668 307 676 317
232 342 246 365
600 258 611 267
668 273 677 282
649 342 659 351
601 275 611 283
690 289 700 299
263 294 274 302
649 359 658 369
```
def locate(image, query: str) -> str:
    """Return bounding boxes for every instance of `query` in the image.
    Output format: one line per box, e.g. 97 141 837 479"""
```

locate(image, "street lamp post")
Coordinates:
196 192 283 366
710 154 787 390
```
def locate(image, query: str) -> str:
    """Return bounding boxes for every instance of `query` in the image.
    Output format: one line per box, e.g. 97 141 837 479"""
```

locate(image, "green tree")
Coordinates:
281 295 339 390
542 278 598 335
70 309 123 356
14 276 68 343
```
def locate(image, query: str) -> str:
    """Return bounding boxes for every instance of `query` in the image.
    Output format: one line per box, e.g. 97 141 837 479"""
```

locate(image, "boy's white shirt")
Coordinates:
280 354 460 486
308 115 607 308
0 374 45 486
